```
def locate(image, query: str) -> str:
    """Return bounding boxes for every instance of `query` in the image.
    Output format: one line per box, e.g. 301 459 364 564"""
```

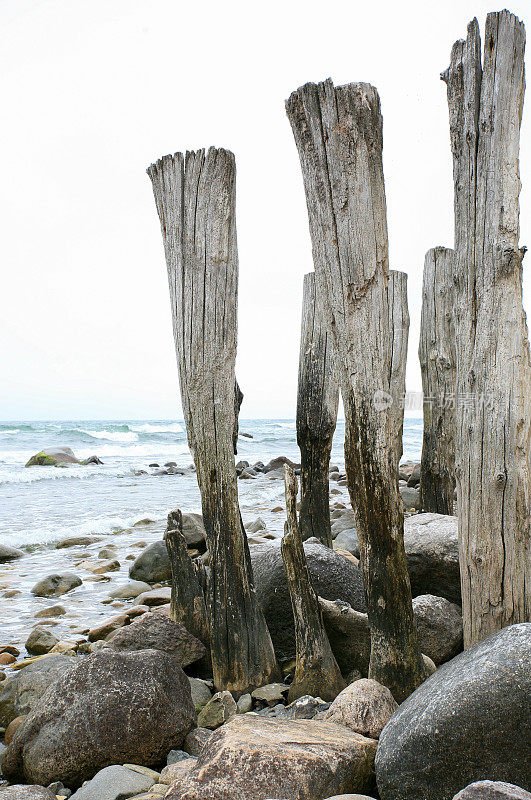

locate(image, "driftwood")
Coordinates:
419 247 456 515
389 271 410 470
297 272 339 546
443 12 531 645
286 79 428 701
164 512 210 648
148 148 279 694
281 465 345 702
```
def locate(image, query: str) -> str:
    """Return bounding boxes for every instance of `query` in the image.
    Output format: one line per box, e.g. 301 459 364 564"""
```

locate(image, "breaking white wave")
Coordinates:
130 422 184 434
81 429 138 443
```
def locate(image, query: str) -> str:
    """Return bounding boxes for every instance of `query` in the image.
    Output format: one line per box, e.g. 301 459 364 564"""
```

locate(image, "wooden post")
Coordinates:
443 12 531 645
389 271 410 470
164 512 210 648
281 465 346 702
148 148 280 694
286 80 428 701
297 272 339 546
418 247 456 515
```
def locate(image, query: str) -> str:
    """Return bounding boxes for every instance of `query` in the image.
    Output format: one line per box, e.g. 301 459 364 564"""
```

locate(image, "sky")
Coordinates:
0 0 529 420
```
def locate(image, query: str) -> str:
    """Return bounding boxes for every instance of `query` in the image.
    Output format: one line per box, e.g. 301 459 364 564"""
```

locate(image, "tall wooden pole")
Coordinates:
419 247 456 515
389 271 410 471
443 12 531 645
297 272 339 546
286 80 428 701
147 148 280 694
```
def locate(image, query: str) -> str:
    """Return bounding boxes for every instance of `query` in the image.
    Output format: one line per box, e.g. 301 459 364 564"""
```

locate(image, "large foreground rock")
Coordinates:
1 649 196 787
0 654 73 727
0 544 23 563
165 714 377 800
251 538 366 661
375 624 531 800
104 612 206 667
453 782 531 800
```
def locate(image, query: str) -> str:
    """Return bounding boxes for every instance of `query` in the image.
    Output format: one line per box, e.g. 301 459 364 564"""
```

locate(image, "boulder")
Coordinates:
406 463 421 487
129 541 171 583
251 538 366 661
34 606 66 619
197 691 237 729
164 714 378 800
108 580 151 599
412 594 463 664
0 654 73 727
330 510 357 539
31 573 82 597
400 486 421 510
55 537 102 549
188 678 212 712
263 456 301 473
1 649 196 787
327 514 460 604
24 629 59 656
167 511 207 552
319 598 371 676
404 513 460 603
452 782 531 800
5 716 27 746
0 787 56 799
183 727 213 756
25 447 80 467
135 588 172 607
324 679 397 739
104 612 206 667
0 545 23 563
375 624 531 800
68 765 155 800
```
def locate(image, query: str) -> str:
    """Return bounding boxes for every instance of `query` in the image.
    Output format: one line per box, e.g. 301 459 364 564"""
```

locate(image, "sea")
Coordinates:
0 418 423 550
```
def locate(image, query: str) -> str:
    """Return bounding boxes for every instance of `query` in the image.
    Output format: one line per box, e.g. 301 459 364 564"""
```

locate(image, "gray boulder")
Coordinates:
69 765 155 800
25 447 80 467
0 787 56 799
128 540 171 583
329 514 460 603
167 511 207 551
0 654 73 727
251 538 366 661
0 545 23 563
31 573 82 597
452 782 531 800
25 629 59 656
324 679 398 739
104 612 206 667
1 649 196 787
188 678 212 712
412 594 463 664
400 486 421 510
375 624 531 800
330 510 357 540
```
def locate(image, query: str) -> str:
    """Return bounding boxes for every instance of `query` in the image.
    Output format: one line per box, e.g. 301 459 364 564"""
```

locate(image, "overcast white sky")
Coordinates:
1 0 529 420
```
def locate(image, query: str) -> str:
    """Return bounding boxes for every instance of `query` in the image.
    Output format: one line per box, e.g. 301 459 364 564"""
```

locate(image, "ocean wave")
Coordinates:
75 443 191 459
0 465 125 486
80 429 138 443
130 422 184 434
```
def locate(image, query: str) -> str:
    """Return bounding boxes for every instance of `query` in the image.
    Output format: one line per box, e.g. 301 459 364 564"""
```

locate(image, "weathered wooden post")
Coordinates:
148 148 280 694
389 270 410 470
418 247 456 515
164 511 210 648
282 465 346 701
443 12 531 645
297 272 339 546
286 80 428 701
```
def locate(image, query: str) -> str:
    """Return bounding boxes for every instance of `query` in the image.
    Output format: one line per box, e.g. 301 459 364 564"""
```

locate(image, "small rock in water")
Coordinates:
34 605 67 619
197 690 237 729
245 517 267 533
108 580 151 599
135 587 172 607
55 537 102 549
0 652 17 666
0 545 24 563
31 573 82 597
